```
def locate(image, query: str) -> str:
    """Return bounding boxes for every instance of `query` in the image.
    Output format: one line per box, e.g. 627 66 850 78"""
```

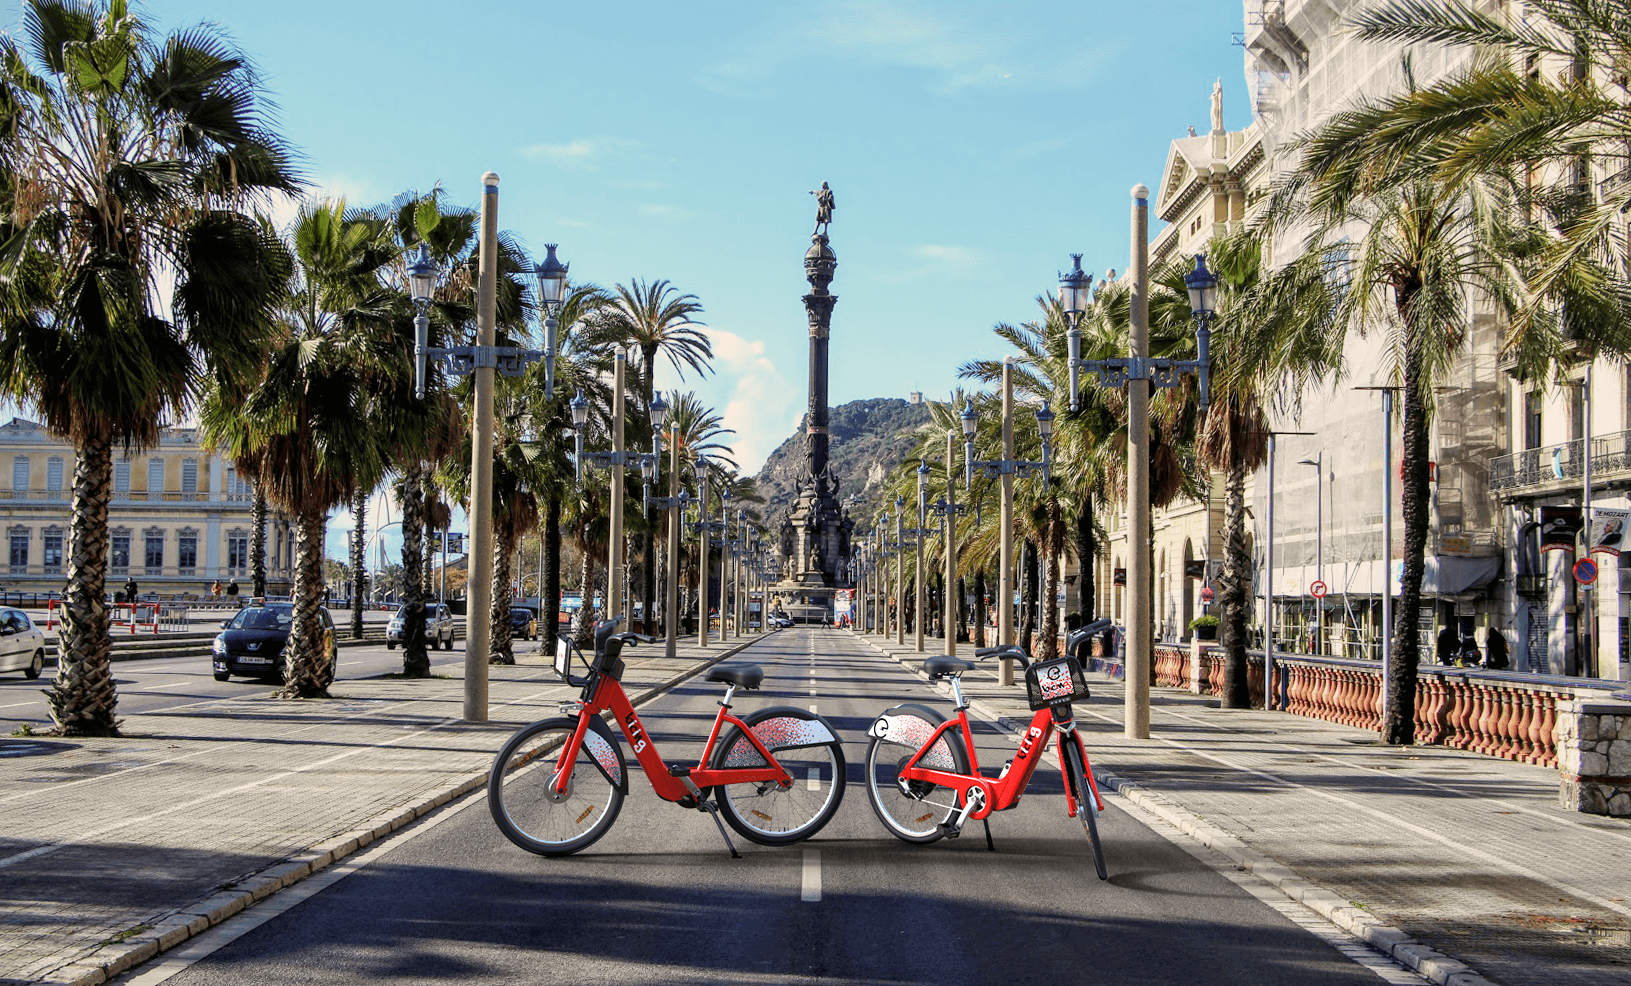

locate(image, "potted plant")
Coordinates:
1189 614 1220 641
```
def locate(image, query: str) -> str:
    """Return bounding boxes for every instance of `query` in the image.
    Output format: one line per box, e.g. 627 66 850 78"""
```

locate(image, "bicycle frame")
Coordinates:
898 704 1105 821
552 670 792 803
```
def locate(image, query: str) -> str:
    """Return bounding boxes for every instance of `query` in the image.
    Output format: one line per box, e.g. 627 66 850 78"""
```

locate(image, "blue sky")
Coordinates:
7 1 1256 562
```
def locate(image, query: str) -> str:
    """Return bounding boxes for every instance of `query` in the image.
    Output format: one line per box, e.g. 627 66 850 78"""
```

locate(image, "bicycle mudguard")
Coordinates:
717 706 839 768
866 703 969 773
576 714 628 793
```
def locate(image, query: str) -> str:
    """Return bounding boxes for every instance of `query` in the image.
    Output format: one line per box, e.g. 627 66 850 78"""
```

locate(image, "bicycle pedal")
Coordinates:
939 822 962 840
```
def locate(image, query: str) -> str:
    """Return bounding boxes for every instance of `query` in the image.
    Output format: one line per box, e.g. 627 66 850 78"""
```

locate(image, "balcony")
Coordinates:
1489 429 1631 497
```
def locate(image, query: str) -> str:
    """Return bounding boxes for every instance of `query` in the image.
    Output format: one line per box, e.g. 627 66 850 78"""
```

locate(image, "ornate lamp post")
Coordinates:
1058 206 1216 737
647 410 691 658
961 363 1055 684
569 358 666 627
689 467 726 646
911 460 934 653
928 430 970 652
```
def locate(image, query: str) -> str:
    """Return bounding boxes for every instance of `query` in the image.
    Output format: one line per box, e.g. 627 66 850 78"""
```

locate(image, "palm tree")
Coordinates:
592 279 710 632
0 0 299 735
203 200 397 698
664 392 736 633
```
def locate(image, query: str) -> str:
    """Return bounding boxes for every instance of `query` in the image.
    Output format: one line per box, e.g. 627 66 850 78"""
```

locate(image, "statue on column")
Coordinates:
810 181 835 236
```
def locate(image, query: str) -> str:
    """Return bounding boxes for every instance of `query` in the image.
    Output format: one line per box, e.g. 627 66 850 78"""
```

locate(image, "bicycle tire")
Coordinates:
1063 738 1108 880
709 706 846 846
489 717 624 856
863 703 971 845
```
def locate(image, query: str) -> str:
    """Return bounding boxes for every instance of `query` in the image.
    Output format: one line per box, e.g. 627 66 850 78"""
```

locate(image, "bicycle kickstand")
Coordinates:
982 817 996 853
699 801 743 859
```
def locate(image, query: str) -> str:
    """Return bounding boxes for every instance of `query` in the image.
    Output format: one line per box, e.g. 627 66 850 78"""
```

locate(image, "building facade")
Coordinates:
1 417 294 598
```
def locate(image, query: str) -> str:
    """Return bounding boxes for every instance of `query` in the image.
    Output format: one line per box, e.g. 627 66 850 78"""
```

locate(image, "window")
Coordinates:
147 458 164 497
1569 381 1587 443
12 455 28 491
228 532 249 575
177 530 197 575
42 528 63 575
144 529 164 574
225 467 251 501
182 458 198 498
9 528 28 574
47 456 63 492
110 530 130 573
114 459 131 493
1524 391 1543 450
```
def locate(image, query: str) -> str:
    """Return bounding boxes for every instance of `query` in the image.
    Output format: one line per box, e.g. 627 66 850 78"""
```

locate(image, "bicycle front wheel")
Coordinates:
489 717 624 856
1063 738 1107 880
710 707 846 846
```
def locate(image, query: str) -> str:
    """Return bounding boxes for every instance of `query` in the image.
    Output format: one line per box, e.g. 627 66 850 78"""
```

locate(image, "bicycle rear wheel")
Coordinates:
1063 738 1107 880
863 703 970 845
489 717 623 856
710 707 846 846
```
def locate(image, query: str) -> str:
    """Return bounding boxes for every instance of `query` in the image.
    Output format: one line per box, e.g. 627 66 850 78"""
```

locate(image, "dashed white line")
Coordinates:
801 848 821 902
808 704 817 715
807 767 820 792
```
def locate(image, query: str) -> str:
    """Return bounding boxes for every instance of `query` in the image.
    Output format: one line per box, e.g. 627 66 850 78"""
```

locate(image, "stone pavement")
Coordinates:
0 635 755 986
860 633 1631 986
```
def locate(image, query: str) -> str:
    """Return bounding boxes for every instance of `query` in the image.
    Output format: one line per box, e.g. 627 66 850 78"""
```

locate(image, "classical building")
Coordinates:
0 417 294 598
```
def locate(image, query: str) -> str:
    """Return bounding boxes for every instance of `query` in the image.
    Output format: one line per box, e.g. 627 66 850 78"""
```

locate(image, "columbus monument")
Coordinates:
770 183 855 621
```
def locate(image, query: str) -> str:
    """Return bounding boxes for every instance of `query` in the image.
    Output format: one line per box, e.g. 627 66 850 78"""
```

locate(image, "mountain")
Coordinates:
751 397 933 533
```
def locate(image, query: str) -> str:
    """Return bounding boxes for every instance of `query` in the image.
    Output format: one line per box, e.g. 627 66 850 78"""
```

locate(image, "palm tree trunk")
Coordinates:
251 483 268 597
574 524 596 647
545 493 562 648
1020 538 1038 655
401 465 430 678
49 433 118 736
974 568 987 648
280 509 331 698
1039 498 1063 660
349 485 367 638
1075 500 1095 621
1388 310 1430 745
1220 459 1251 709
490 527 516 664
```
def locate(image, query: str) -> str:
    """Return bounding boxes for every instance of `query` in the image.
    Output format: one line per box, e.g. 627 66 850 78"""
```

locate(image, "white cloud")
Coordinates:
519 136 637 170
874 243 984 284
660 327 795 475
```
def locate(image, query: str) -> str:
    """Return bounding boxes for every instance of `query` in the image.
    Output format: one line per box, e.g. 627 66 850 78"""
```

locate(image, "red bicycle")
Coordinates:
863 640 1108 879
488 619 846 857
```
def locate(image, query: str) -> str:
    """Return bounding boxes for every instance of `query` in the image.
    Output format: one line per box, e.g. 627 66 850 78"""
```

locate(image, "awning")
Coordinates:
1422 555 1501 596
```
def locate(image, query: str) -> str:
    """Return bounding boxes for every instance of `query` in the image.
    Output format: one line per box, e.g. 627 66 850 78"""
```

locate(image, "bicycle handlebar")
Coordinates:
974 645 1024 658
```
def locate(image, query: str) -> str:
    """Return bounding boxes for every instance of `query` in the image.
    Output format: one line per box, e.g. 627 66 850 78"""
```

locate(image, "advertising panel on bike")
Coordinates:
1025 657 1089 712
554 635 572 682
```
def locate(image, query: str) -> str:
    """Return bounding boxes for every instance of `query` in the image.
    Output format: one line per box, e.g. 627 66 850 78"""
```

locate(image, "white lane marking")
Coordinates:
138 682 187 690
801 848 821 902
340 661 365 667
808 704 817 715
0 700 42 709
807 767 820 792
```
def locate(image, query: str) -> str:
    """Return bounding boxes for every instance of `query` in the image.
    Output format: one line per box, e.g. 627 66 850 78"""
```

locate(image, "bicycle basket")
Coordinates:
1025 656 1090 712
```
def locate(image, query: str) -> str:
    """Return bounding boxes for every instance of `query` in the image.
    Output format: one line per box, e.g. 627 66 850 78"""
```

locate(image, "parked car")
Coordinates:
213 603 335 684
768 614 794 629
509 606 538 641
386 602 456 651
0 607 46 679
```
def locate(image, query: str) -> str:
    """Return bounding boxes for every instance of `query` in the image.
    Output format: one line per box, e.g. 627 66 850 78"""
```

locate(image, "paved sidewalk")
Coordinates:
860 633 1631 986
0 636 755 986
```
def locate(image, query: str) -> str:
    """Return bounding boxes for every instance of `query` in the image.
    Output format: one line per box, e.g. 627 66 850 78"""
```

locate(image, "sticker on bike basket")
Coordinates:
868 714 958 769
582 730 622 786
721 716 837 768
1038 663 1075 702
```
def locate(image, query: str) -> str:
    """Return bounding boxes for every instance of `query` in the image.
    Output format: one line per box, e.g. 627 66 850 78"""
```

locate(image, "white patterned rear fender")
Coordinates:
867 714 958 769
582 729 623 787
722 715 837 768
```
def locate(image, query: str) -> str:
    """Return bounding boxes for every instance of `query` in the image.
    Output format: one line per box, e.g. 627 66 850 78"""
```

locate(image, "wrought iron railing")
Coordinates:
1489 429 1631 494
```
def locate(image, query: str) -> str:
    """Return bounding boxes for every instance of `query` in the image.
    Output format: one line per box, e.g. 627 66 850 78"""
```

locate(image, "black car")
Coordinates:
212 603 336 684
509 606 537 641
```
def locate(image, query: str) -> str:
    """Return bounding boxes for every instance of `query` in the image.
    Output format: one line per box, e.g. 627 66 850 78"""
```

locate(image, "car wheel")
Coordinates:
25 651 43 679
386 640 396 650
214 669 230 681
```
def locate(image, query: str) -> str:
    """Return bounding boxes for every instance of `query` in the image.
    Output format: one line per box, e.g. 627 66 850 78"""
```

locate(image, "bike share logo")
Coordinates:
1015 724 1044 760
1039 662 1072 701
624 712 648 753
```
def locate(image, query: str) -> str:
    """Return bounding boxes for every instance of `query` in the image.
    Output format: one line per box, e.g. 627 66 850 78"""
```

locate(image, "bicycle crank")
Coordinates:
940 786 986 839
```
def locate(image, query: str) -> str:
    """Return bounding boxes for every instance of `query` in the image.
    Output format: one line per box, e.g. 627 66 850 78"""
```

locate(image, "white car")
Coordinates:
386 603 456 651
0 607 47 679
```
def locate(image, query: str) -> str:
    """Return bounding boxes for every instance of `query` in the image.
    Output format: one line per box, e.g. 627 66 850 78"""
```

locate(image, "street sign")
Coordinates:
1199 586 1214 604
1310 580 1328 598
1574 558 1599 585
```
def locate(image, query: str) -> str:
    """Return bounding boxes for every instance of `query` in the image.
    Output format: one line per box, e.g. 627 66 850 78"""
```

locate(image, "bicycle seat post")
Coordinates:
719 683 737 708
948 675 968 712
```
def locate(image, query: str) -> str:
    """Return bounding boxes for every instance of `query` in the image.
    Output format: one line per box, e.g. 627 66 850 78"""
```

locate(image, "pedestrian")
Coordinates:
1436 622 1459 666
226 578 238 597
211 579 221 599
1483 627 1510 670
124 576 138 605
1458 625 1481 667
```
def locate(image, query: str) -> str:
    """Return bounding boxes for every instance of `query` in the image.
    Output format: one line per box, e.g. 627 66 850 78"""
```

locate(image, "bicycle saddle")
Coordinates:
706 663 764 690
924 655 975 679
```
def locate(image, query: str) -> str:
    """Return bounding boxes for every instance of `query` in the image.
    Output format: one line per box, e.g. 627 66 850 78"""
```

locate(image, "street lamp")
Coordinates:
894 498 908 646
569 351 666 628
914 459 931 652
647 409 691 658
961 360 1054 684
927 430 970 653
689 466 726 646
1297 452 1324 655
533 244 569 400
1059 213 1216 737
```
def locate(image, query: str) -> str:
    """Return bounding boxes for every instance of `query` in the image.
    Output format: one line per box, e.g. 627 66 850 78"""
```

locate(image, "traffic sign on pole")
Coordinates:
1310 580 1328 598
1574 558 1599 585
1199 586 1214 604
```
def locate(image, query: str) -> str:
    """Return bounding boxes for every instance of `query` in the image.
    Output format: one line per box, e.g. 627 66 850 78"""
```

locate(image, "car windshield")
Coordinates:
228 606 293 631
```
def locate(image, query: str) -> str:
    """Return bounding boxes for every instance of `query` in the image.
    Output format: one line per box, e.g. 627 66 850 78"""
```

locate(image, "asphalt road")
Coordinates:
0 613 491 734
123 629 1414 986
